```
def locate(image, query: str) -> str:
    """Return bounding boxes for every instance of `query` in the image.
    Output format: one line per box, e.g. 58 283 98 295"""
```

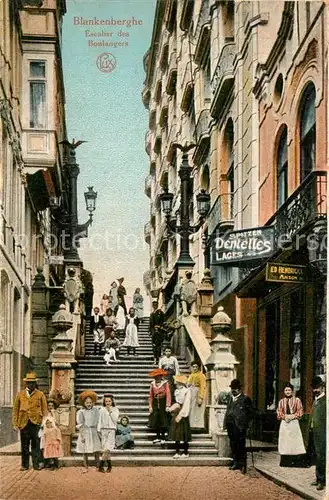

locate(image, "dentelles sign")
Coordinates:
211 226 274 265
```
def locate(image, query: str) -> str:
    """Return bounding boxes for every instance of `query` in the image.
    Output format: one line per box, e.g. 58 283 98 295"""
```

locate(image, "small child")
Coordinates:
104 346 117 365
169 375 192 459
97 394 119 472
39 398 60 467
43 419 63 470
76 390 101 473
115 416 134 450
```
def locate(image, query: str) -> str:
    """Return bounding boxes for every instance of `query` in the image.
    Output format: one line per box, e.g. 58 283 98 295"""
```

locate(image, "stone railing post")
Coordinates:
205 306 240 456
197 268 214 339
47 304 77 456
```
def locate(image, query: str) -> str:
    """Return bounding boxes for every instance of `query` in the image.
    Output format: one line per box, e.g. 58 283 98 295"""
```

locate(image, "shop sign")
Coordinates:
266 263 307 283
211 226 274 265
48 255 64 265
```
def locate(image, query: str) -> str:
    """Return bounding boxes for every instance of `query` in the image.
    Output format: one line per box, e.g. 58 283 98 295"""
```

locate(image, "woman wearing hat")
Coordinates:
169 375 192 459
76 390 101 472
148 368 171 445
276 382 307 467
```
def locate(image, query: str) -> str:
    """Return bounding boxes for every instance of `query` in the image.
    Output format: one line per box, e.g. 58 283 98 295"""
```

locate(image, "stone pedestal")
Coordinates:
47 305 77 455
205 306 239 457
197 269 214 339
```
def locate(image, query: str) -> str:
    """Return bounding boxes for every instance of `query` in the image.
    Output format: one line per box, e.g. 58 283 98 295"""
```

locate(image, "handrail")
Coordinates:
181 315 211 366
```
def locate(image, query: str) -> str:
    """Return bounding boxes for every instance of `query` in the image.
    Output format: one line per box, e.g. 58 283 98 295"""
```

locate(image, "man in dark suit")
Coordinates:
90 306 106 355
309 376 326 491
149 301 165 365
224 379 253 473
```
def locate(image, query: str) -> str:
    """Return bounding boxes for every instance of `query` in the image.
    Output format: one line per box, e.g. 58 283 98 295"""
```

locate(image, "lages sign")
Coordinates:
211 226 274 265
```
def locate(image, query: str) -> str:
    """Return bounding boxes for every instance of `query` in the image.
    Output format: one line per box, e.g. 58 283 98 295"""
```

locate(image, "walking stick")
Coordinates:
248 428 255 468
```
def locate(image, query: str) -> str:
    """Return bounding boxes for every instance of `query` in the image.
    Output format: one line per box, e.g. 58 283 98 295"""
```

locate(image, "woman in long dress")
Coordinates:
114 297 126 339
187 360 207 429
97 394 119 472
109 281 118 311
148 368 171 444
169 375 192 459
100 294 109 316
133 288 144 320
277 382 307 467
122 307 140 356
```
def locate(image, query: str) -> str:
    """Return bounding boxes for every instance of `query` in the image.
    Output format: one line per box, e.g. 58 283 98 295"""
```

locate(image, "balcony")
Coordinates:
144 174 152 198
194 0 211 66
210 42 235 119
166 116 177 163
153 124 162 154
181 61 194 112
142 85 151 110
193 108 211 166
144 222 151 244
166 50 177 95
145 130 152 156
266 171 327 244
206 193 234 236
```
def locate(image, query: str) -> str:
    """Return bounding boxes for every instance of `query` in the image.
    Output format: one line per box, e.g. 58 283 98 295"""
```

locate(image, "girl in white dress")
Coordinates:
115 297 126 339
97 394 120 472
109 281 118 310
133 288 144 319
76 391 101 472
122 307 140 356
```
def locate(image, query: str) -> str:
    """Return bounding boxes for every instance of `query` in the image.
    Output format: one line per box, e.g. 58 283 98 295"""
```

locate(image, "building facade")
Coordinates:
0 0 68 445
143 0 327 437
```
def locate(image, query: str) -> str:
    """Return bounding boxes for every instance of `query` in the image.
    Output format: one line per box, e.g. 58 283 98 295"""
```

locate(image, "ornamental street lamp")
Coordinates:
59 140 98 262
159 143 210 267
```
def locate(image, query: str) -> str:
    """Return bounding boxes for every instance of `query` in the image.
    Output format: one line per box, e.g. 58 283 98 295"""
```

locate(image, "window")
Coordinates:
277 127 288 208
29 61 46 128
300 84 316 181
224 119 234 218
203 56 211 103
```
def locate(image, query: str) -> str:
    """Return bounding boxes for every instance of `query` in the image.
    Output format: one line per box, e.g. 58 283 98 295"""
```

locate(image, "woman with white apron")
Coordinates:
276 382 307 467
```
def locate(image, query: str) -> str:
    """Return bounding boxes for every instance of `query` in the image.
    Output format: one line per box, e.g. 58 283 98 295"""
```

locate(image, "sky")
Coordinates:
62 0 156 312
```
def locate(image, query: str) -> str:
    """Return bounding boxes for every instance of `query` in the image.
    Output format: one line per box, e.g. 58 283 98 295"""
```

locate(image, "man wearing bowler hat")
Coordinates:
12 372 47 471
309 376 326 491
224 379 253 473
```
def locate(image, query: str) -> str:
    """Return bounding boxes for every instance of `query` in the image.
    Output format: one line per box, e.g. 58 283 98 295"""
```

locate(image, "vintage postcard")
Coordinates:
0 0 327 499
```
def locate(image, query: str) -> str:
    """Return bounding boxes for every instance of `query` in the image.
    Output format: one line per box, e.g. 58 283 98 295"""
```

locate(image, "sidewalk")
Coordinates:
252 451 327 500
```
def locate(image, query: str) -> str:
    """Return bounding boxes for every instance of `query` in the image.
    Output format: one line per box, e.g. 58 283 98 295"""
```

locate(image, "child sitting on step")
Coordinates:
115 415 134 450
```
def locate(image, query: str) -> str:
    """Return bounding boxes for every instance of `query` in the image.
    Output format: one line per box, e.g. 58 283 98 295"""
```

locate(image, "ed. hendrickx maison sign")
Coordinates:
211 226 275 265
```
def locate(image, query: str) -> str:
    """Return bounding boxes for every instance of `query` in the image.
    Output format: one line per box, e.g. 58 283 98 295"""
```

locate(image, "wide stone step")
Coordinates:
61 456 229 467
71 446 217 456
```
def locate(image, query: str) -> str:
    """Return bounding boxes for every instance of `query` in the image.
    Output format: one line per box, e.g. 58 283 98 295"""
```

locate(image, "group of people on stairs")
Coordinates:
90 279 144 360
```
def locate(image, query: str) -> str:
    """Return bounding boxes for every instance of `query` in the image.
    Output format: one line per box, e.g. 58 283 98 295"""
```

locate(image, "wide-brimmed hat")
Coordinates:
311 376 325 389
229 379 242 390
148 368 168 378
117 277 124 282
23 372 38 382
79 390 97 404
174 375 188 385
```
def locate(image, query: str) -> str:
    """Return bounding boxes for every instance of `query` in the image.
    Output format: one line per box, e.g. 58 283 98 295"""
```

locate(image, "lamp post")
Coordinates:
63 145 98 263
159 143 210 268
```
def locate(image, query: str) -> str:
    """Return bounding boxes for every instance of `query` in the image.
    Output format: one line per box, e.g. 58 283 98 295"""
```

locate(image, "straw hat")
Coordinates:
79 390 97 404
148 368 168 378
174 375 188 385
23 372 38 382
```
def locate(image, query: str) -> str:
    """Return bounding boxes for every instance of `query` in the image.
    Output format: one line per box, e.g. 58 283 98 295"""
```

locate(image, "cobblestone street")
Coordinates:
0 456 302 500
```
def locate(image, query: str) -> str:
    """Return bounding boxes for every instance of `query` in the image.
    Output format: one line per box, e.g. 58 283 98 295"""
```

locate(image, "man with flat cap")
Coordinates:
12 372 47 470
223 379 253 473
309 376 326 491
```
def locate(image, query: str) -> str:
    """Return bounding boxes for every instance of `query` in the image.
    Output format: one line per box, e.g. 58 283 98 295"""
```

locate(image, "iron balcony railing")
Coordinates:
266 170 327 243
195 108 210 144
144 222 151 243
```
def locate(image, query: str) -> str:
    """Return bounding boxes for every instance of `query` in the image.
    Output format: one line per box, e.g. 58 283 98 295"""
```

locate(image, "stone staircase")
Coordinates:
68 317 229 466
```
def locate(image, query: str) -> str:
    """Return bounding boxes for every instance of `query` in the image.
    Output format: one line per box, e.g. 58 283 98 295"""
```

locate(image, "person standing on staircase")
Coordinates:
159 347 180 400
117 277 127 314
90 307 106 355
148 368 171 445
169 375 192 459
76 391 101 473
122 307 140 356
97 394 119 473
149 301 165 365
114 297 126 340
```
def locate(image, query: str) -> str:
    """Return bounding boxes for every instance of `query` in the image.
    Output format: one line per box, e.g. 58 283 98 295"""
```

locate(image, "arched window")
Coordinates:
300 83 316 181
277 126 288 208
